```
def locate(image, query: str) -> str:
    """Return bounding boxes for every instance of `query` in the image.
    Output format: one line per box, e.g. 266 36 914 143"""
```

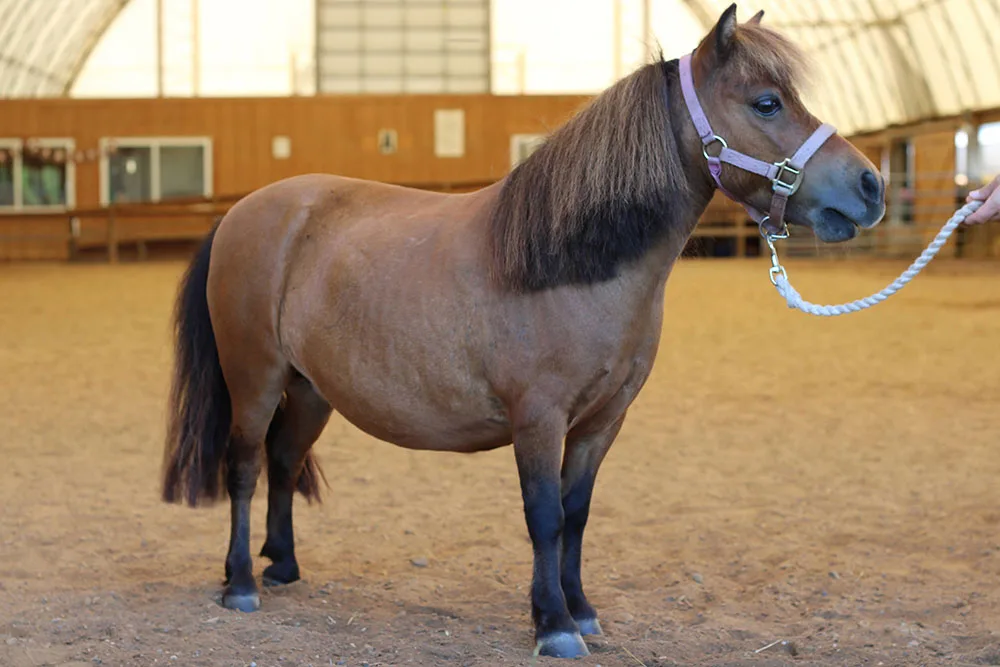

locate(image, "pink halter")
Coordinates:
678 52 836 236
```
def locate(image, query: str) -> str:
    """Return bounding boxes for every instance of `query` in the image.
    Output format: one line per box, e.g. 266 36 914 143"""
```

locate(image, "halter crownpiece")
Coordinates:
678 52 837 237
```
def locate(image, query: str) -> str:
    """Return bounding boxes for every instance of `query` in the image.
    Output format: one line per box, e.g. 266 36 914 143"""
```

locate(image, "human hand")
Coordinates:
965 175 1000 224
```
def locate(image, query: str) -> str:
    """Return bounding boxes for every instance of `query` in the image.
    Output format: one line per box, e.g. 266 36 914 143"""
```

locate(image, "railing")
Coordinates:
0 180 495 262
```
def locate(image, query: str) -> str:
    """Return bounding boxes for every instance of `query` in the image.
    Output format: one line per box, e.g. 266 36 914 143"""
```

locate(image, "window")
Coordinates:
955 129 970 186
887 138 914 225
23 140 74 208
0 140 16 208
100 137 212 205
978 122 1000 183
0 138 75 212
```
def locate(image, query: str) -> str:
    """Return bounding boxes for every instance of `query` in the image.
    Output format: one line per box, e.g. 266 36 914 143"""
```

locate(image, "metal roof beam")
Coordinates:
61 0 133 96
677 0 716 30
770 0 949 30
0 52 65 89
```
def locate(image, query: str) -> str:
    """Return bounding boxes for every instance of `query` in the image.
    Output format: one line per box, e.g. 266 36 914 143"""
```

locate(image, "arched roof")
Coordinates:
672 0 1000 135
2 0 998 136
0 0 131 97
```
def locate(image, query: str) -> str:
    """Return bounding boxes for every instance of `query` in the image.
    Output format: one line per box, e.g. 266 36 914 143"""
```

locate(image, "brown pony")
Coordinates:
161 4 884 659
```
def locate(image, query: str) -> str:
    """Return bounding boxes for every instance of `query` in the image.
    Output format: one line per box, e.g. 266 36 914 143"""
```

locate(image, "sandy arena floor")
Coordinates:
2 257 1000 667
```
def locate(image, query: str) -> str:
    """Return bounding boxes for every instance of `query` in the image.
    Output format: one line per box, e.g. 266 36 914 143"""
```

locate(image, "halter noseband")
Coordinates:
678 52 836 237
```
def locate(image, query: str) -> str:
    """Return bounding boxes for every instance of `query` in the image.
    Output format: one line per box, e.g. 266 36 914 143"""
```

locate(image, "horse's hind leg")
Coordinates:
559 414 625 637
259 373 332 586
220 360 289 612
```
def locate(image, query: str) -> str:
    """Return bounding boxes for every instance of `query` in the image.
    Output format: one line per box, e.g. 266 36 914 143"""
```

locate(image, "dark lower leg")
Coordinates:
523 478 576 636
560 472 598 626
260 464 299 585
513 418 587 659
222 444 260 612
558 415 622 636
258 379 331 586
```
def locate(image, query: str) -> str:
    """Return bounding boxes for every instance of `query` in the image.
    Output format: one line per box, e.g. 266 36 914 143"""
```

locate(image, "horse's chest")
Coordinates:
565 348 654 430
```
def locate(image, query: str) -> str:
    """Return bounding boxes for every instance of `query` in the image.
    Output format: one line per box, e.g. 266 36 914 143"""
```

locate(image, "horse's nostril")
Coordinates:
860 169 882 205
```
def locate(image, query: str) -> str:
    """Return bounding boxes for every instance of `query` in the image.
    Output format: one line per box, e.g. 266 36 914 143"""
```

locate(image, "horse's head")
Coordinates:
685 4 885 242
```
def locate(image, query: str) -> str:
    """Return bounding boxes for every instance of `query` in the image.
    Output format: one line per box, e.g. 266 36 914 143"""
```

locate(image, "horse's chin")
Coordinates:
804 208 860 243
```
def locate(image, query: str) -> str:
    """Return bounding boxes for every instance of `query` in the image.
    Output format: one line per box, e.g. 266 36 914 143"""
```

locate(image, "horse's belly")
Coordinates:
297 335 512 452
322 384 512 453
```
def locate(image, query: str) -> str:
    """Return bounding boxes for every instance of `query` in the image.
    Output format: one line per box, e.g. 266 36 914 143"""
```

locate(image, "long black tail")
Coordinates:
161 220 327 506
162 221 231 507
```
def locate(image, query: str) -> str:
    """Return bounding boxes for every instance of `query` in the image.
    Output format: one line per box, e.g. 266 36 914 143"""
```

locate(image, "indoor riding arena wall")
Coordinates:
0 93 590 260
4 96 1000 263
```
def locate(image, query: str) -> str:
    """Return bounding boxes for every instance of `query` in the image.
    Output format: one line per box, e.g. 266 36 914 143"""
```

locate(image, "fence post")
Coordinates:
108 205 119 264
67 216 79 261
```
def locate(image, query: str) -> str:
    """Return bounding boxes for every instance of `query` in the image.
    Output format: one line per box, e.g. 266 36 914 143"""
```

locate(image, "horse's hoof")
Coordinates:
262 563 300 587
222 590 260 612
576 617 603 636
262 575 297 588
535 631 590 659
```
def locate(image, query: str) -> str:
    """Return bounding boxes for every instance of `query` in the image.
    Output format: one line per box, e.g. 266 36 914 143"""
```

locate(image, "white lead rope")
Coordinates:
766 200 984 316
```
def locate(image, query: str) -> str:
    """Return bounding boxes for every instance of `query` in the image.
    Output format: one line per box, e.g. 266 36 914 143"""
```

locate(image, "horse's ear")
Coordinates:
714 4 739 58
748 9 764 24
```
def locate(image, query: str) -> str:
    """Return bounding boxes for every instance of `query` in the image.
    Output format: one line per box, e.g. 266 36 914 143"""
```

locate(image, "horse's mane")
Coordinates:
486 24 809 293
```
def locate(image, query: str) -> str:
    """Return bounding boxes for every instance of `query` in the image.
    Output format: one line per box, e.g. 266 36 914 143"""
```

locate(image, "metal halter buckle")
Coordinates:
758 215 789 241
772 158 803 195
701 135 728 160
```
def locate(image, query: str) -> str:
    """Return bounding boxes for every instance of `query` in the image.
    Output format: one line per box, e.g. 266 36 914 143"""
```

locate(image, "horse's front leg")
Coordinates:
512 411 589 659
559 414 626 637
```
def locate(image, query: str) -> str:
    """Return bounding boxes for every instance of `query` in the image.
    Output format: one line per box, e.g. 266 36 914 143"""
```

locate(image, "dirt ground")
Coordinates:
2 256 1000 667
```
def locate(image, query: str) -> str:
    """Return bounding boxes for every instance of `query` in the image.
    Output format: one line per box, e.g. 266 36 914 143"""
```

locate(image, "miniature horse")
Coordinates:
161 4 885 658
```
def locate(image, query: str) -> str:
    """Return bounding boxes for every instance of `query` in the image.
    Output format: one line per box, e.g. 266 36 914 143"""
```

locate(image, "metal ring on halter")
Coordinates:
758 216 789 241
701 135 728 159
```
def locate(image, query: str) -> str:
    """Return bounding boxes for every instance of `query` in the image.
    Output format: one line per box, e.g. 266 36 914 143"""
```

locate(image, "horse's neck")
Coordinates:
622 184 715 294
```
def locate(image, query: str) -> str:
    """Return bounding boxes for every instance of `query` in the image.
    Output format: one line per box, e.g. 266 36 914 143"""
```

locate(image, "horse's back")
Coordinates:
207 173 453 339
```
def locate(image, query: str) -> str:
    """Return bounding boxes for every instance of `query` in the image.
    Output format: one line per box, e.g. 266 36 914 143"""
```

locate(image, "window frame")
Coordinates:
0 137 76 213
0 138 21 211
99 136 214 206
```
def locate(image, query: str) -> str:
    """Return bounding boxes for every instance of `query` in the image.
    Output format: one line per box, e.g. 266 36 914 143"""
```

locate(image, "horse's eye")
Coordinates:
752 96 782 117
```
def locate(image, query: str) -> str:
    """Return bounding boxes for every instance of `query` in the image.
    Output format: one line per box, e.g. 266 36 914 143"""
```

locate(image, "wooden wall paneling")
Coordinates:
0 93 983 262
0 94 594 198
0 94 591 260
0 217 71 261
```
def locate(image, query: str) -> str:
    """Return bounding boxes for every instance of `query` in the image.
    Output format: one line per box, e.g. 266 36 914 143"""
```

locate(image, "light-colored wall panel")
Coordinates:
316 0 489 94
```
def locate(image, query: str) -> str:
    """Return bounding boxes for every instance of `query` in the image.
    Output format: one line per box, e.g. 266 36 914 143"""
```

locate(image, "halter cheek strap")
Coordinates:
678 53 836 236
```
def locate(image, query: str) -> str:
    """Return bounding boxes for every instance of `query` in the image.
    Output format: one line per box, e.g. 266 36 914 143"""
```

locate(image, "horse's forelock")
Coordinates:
729 23 812 95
